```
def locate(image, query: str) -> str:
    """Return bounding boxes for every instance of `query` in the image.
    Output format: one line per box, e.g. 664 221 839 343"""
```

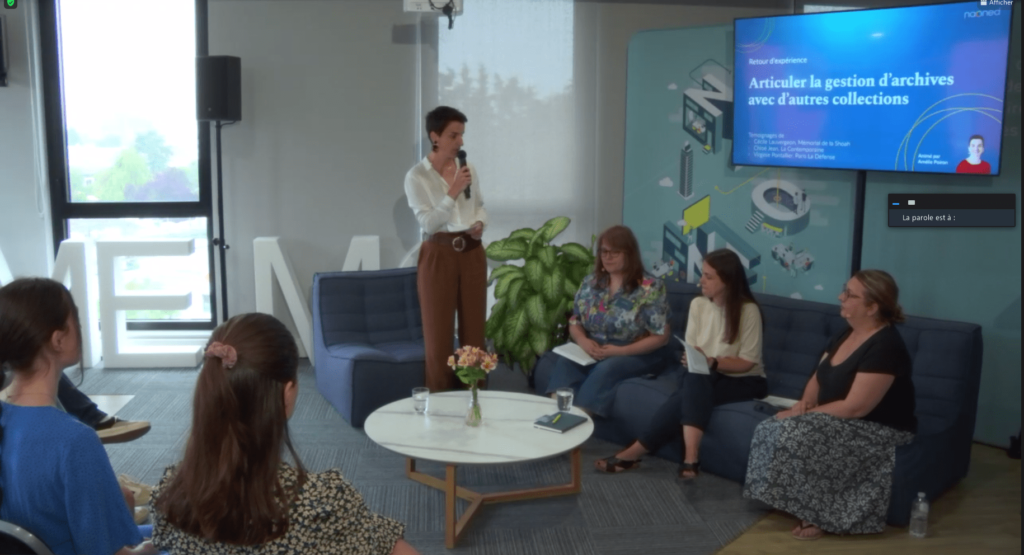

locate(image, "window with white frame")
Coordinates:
437 0 584 244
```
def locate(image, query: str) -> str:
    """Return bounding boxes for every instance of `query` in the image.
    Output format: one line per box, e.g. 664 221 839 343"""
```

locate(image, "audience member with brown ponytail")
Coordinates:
151 313 419 555
0 278 156 555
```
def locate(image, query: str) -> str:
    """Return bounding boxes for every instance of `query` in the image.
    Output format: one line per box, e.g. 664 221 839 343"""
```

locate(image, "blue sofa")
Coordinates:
312 268 426 427
534 280 983 526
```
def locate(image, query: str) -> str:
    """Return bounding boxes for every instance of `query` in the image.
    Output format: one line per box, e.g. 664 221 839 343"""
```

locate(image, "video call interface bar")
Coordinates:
888 194 1016 228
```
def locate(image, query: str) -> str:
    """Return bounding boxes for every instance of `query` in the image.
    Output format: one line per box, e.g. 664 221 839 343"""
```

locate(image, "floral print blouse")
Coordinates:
568 273 669 344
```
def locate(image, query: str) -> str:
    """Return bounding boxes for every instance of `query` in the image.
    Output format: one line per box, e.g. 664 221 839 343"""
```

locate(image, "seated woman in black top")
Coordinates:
743 269 916 541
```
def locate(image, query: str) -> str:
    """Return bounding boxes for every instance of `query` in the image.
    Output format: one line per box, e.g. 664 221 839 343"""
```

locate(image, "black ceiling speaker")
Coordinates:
197 55 241 122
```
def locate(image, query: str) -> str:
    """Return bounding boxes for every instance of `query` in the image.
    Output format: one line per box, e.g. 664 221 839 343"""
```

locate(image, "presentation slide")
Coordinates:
733 1 1014 175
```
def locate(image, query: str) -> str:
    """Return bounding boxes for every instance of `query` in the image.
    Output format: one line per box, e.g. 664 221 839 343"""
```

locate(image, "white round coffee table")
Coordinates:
364 390 594 548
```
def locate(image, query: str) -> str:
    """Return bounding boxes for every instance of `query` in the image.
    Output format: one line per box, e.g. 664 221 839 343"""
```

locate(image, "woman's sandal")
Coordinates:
791 521 824 541
678 461 700 480
595 456 642 473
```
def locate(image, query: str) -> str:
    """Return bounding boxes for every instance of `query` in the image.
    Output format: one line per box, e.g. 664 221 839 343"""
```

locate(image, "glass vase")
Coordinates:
465 383 483 427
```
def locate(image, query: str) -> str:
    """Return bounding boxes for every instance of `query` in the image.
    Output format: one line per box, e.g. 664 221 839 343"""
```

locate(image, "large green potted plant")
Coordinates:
484 217 595 375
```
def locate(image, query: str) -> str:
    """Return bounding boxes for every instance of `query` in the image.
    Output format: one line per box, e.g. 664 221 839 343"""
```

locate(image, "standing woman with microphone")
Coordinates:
405 106 488 392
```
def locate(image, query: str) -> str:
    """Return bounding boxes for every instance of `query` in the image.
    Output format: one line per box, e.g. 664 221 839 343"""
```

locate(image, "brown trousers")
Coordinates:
417 235 488 392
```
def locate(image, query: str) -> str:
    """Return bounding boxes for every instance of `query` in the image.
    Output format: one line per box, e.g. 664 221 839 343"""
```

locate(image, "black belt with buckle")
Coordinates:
427 231 480 252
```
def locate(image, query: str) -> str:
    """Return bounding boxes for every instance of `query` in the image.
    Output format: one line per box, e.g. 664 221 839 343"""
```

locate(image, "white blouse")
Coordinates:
684 296 765 378
403 157 488 237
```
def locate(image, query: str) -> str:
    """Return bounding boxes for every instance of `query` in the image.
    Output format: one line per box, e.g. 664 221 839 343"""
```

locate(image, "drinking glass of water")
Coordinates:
412 387 430 414
556 387 574 412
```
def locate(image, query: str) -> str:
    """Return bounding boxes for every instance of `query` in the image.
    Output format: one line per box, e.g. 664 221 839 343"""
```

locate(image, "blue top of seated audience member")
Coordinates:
569 272 669 345
0 402 142 555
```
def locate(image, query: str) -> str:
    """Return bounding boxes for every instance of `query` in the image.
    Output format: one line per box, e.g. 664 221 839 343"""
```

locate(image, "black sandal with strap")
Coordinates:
678 461 700 479
596 456 642 473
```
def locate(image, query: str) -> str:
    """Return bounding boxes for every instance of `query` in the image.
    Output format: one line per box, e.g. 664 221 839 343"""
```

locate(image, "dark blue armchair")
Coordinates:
312 268 426 427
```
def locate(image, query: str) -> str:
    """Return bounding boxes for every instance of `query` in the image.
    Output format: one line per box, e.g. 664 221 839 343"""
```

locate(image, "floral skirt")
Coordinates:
742 412 914 535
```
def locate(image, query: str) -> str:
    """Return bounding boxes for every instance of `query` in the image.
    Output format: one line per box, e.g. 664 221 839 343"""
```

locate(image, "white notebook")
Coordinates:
761 395 799 409
674 335 710 375
553 342 597 366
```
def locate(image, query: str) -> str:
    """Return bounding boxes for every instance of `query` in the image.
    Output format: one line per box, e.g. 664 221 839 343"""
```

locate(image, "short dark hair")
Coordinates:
426 106 468 143
969 134 985 146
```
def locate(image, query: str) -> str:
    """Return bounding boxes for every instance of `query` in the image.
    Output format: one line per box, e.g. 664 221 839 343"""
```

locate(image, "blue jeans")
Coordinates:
544 346 668 417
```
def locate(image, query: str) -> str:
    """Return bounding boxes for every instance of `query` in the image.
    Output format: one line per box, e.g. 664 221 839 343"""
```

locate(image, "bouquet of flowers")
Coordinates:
447 345 498 386
447 346 497 427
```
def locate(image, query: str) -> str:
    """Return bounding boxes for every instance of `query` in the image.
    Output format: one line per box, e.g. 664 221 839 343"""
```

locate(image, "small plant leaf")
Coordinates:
542 265 565 304
548 297 570 324
490 298 507 320
507 279 526 306
504 308 530 347
518 341 535 363
564 276 579 297
558 242 592 262
525 294 548 329
485 317 500 341
487 264 524 285
486 238 529 261
572 262 592 284
490 325 505 352
508 227 537 241
537 216 571 244
524 259 545 291
528 328 549 356
494 273 523 299
536 245 556 269
485 299 506 338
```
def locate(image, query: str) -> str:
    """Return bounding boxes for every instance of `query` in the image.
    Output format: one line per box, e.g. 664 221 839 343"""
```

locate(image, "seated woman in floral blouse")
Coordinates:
544 225 671 418
594 249 766 478
151 313 419 555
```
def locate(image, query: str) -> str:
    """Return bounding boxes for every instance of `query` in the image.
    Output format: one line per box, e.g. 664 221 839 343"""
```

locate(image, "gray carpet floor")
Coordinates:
82 363 768 555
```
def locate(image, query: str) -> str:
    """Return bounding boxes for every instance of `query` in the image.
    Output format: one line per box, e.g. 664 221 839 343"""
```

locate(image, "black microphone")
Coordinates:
457 150 471 199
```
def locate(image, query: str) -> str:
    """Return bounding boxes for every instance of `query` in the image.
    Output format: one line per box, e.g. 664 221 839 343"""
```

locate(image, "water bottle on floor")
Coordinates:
909 492 929 538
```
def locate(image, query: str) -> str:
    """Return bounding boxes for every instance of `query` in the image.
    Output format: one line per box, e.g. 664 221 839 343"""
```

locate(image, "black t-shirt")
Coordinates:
815 325 917 433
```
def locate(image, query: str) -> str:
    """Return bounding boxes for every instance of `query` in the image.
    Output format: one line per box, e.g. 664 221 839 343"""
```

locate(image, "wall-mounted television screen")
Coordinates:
733 1 1014 175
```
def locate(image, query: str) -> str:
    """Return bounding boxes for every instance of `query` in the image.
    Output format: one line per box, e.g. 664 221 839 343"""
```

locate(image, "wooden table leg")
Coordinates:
570 447 581 492
445 464 457 549
406 450 582 549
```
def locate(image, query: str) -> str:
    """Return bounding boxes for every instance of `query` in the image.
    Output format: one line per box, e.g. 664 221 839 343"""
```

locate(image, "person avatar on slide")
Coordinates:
955 135 991 174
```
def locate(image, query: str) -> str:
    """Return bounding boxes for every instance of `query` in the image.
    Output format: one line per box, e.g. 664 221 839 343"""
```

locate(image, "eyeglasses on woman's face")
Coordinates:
599 248 623 258
839 286 862 300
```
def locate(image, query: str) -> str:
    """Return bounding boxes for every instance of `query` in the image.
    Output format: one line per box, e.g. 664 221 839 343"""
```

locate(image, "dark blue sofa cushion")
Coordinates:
313 268 427 427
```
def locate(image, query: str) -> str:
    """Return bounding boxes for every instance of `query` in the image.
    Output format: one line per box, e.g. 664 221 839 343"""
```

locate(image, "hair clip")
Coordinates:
205 341 238 369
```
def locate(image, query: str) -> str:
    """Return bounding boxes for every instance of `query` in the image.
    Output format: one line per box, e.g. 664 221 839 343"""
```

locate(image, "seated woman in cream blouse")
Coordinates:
595 249 766 478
